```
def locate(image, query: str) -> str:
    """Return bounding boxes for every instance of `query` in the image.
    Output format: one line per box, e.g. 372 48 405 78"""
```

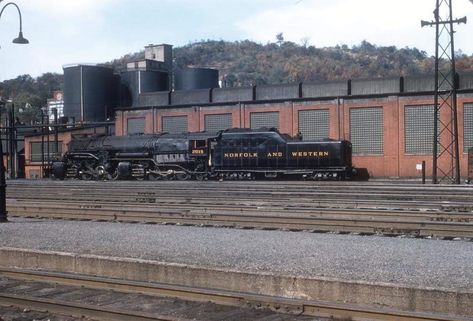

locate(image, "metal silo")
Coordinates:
174 68 219 90
120 70 169 107
63 64 116 122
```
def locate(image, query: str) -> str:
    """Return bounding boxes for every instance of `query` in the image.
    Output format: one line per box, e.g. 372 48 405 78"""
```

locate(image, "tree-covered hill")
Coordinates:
2 38 473 122
0 73 63 124
108 38 473 86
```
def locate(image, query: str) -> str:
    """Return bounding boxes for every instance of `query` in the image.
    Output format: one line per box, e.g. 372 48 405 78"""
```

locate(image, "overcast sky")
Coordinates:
0 0 472 81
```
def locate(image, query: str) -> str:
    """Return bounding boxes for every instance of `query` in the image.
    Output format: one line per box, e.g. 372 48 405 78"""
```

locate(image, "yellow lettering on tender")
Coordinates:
290 150 330 157
267 152 283 157
224 152 259 158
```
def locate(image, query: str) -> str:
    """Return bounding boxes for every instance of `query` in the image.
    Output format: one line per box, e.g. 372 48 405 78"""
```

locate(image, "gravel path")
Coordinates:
1 217 472 291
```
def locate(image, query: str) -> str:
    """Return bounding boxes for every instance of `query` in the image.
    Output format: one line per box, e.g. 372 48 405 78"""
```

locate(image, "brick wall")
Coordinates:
115 93 473 178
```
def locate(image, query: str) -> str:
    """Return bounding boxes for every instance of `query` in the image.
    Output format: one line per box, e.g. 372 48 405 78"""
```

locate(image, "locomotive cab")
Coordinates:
189 139 209 157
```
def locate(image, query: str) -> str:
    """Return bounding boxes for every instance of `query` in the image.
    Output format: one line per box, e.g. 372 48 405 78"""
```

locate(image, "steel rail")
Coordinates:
0 268 469 321
7 182 473 201
8 199 473 222
0 294 186 321
7 187 473 211
8 179 473 187
8 181 473 195
7 179 473 194
8 188 473 204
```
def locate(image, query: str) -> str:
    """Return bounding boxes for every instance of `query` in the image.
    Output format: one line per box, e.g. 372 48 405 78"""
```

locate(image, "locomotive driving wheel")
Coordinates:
80 172 94 180
193 163 206 181
108 168 119 180
79 160 96 180
175 172 191 181
148 172 163 181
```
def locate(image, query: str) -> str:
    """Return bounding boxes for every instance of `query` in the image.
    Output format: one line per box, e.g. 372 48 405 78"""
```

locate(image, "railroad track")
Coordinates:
6 180 473 239
8 189 473 212
7 200 473 239
0 268 469 321
0 294 183 321
7 183 473 214
8 180 473 206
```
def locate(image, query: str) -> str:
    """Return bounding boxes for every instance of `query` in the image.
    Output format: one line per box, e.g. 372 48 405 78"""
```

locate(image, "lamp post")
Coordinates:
40 107 45 178
0 99 7 222
0 0 29 223
8 102 16 179
52 108 58 160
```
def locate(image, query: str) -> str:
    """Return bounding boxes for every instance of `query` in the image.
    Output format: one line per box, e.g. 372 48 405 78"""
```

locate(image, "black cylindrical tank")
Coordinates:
120 70 169 107
63 65 116 122
174 68 219 90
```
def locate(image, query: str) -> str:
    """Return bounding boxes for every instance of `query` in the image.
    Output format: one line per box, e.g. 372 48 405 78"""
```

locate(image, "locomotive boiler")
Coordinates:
52 132 215 180
52 128 355 180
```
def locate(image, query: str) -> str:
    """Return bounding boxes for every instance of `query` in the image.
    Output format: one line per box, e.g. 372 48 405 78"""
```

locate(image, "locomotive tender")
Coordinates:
52 128 354 180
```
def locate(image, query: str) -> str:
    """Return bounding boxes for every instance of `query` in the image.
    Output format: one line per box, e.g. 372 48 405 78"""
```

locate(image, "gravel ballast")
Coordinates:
1 217 472 291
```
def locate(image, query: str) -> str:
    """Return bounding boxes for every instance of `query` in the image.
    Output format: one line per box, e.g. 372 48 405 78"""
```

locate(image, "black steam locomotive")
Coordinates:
52 128 355 180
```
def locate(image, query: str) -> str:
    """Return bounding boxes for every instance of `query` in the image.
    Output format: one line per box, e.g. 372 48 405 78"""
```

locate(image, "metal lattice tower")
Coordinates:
421 0 466 184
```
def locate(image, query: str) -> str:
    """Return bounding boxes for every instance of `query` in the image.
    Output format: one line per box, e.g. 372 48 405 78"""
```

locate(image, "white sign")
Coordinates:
416 163 423 171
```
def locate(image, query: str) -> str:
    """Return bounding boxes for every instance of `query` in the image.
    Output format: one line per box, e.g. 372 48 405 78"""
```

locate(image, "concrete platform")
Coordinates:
0 218 472 317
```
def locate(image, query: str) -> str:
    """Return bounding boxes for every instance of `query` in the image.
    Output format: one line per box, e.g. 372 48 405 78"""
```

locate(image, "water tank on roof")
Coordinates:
174 68 219 90
63 64 116 122
120 70 169 107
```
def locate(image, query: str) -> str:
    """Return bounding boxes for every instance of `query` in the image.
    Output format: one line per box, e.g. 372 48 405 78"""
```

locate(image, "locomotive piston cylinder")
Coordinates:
117 162 132 178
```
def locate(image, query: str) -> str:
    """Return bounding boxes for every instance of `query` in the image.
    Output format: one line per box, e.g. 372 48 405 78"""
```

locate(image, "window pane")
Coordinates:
464 103 473 152
30 141 63 162
162 116 188 134
250 112 279 130
127 117 145 135
405 105 436 154
350 107 384 155
298 109 330 140
204 113 232 132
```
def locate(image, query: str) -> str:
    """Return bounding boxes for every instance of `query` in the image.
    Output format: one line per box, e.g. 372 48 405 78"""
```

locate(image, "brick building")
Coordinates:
114 76 473 179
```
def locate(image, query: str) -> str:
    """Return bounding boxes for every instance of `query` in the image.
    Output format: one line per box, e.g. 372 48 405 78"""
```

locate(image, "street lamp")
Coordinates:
0 1 29 45
0 0 29 223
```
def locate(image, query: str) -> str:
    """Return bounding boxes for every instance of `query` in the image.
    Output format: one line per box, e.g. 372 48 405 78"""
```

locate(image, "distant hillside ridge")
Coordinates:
107 39 473 87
